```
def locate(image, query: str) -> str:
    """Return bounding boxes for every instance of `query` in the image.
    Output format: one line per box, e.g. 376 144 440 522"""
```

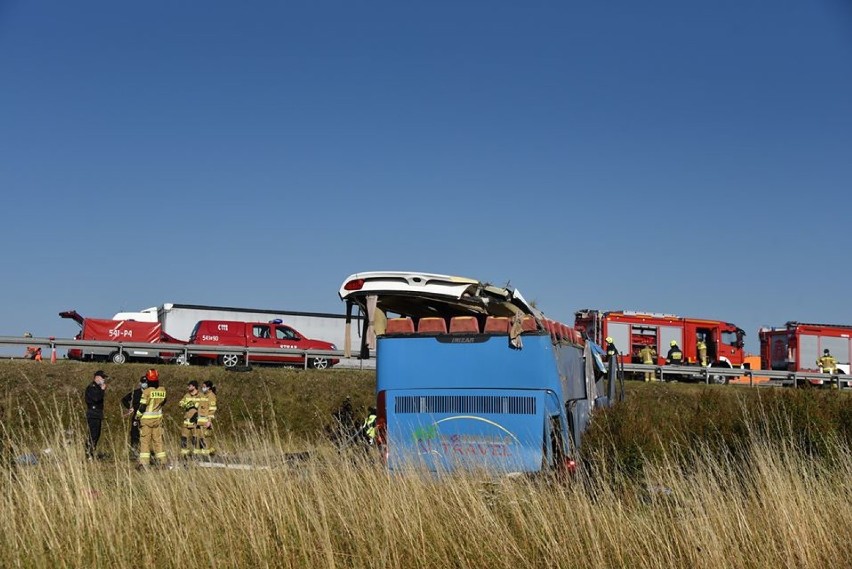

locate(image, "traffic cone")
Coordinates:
50 338 57 363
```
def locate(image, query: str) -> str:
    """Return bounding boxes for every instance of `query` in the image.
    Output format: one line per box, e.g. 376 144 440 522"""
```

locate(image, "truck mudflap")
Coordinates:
385 389 546 473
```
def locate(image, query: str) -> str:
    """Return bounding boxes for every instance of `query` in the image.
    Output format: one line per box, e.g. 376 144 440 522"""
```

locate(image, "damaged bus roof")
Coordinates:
339 271 540 320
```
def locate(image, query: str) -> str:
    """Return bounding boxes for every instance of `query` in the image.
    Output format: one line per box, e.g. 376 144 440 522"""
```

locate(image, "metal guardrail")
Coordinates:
0 335 365 370
4 335 845 384
621 362 850 389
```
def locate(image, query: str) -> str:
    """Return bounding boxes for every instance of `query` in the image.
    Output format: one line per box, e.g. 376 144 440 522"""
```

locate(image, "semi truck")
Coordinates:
574 309 747 384
759 322 851 386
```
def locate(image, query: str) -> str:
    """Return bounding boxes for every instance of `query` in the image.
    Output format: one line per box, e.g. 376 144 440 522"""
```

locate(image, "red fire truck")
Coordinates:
574 309 747 383
759 322 851 383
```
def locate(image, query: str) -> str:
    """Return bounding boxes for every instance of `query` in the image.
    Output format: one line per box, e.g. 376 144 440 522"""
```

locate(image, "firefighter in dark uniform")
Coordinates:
121 377 147 459
666 340 684 366
604 336 619 373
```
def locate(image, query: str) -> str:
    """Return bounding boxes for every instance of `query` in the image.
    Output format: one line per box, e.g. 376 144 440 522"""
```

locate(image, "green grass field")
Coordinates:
2 360 852 568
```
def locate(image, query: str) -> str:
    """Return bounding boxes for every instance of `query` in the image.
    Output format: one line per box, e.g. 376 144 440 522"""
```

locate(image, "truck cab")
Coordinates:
189 319 338 369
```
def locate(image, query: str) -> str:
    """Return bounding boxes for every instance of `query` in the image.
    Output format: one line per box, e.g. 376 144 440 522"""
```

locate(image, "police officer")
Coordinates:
121 376 147 460
136 369 167 469
178 381 201 460
85 370 108 460
818 349 838 374
696 335 708 367
666 340 684 366
638 344 656 382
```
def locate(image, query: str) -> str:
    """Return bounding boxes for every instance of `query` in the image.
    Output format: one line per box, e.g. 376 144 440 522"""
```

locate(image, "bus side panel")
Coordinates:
554 343 587 402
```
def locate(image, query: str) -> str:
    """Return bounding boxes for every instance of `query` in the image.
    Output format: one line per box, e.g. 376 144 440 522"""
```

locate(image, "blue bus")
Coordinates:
340 272 614 474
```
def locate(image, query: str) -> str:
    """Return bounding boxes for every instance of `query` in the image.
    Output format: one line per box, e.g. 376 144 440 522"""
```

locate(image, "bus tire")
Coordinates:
110 351 127 365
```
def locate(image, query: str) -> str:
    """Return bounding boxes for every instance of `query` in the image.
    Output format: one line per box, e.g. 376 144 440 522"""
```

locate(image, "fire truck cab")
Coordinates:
574 310 747 381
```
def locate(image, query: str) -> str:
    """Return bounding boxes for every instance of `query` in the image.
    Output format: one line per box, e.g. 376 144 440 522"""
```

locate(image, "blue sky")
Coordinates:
1 0 850 353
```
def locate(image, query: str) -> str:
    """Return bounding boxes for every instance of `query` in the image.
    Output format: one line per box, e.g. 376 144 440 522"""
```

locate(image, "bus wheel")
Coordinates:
309 357 329 370
219 354 240 367
110 351 127 364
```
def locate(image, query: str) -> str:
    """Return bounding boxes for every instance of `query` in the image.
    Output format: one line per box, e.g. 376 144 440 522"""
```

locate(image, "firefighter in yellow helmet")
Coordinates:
178 381 201 460
638 344 657 382
817 349 838 374
666 340 684 366
136 369 167 469
195 380 217 458
696 335 708 367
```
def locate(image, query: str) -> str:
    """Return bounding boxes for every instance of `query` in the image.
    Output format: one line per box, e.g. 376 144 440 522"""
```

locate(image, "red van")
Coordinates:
189 319 338 369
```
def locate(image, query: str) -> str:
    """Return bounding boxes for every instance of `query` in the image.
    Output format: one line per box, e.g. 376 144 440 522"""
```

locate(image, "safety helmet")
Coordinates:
605 337 614 344
670 340 677 346
145 369 159 382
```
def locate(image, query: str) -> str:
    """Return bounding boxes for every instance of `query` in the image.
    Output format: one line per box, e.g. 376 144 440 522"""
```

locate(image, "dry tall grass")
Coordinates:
3 401 852 569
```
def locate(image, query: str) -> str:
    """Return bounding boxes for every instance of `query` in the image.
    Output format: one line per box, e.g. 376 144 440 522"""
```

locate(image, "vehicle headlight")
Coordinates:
330 344 337 350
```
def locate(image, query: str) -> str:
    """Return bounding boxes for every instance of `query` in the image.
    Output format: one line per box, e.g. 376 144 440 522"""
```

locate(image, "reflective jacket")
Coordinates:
818 355 838 373
179 393 201 426
638 346 655 365
198 391 217 425
136 386 167 421
363 414 377 443
666 346 684 365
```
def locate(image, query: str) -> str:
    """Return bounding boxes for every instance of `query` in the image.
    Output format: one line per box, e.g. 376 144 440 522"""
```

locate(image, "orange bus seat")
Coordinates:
449 316 479 334
386 317 415 334
484 316 511 334
417 317 448 334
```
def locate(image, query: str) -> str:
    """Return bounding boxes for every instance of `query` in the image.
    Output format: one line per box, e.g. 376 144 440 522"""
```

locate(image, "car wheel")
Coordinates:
709 362 731 385
110 351 127 364
219 353 240 368
175 354 190 366
309 357 329 370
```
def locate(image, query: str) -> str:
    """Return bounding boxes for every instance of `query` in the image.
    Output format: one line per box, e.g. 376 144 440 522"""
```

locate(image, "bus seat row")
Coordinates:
541 319 584 344
382 315 540 336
